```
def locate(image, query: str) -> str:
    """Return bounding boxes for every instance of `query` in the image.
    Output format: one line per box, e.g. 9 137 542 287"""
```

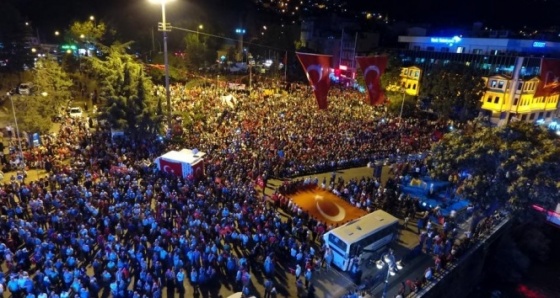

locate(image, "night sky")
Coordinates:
11 0 560 40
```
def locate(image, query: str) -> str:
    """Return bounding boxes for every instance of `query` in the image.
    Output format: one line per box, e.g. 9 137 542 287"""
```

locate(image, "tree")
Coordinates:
386 92 416 117
184 33 207 69
10 58 74 134
429 121 560 212
420 63 485 121
12 98 53 134
88 43 160 136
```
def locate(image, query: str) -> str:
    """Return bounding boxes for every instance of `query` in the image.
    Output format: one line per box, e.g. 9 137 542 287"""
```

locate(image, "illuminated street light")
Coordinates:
149 0 175 131
376 250 403 298
90 15 95 21
80 34 85 39
55 31 60 36
31 48 37 53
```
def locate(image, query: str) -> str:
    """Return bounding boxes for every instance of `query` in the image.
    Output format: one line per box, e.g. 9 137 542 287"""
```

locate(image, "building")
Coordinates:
396 34 560 125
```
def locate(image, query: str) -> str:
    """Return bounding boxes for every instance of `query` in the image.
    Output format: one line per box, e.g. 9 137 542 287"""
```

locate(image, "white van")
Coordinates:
18 82 34 95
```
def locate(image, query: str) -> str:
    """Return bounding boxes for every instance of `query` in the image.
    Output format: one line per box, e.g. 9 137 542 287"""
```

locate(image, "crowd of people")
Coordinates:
0 81 451 298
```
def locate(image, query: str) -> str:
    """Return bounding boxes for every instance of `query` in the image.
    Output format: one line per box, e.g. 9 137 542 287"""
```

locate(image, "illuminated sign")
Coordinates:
61 44 77 50
339 65 347 70
430 36 462 44
533 41 546 48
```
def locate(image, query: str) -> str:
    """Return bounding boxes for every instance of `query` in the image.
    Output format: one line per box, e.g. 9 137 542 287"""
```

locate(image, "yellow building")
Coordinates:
480 75 559 123
400 66 421 96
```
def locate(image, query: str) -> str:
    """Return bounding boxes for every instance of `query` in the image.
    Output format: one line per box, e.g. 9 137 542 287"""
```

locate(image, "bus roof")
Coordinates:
328 210 399 243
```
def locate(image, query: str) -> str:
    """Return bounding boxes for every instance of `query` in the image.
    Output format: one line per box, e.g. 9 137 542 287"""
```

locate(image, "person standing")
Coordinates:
263 278 274 298
176 268 185 296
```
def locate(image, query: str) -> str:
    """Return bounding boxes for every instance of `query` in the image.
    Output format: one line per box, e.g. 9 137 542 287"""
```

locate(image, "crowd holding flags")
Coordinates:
296 52 389 109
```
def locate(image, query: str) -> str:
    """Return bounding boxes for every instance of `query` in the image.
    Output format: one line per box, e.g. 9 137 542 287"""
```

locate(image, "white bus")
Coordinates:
323 210 399 271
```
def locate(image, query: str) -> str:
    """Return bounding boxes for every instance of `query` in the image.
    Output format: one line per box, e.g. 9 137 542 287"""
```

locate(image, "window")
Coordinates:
456 46 465 53
407 84 411 89
521 114 527 121
529 113 536 120
413 84 417 90
415 71 420 78
413 46 420 51
498 81 505 89
427 46 435 51
538 112 544 119
473 49 483 54
494 96 500 104
517 82 523 90
546 112 552 118
328 234 347 253
441 47 449 52
487 96 493 103
490 80 497 88
513 98 519 105
349 224 398 257
403 69 409 75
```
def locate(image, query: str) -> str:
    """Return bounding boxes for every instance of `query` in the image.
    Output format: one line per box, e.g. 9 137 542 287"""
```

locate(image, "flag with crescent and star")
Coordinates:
535 58 560 98
356 55 388 105
296 52 333 109
159 158 183 177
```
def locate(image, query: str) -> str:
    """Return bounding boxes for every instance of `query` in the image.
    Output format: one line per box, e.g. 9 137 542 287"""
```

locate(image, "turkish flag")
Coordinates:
535 58 560 97
356 55 388 105
159 159 183 177
296 52 333 109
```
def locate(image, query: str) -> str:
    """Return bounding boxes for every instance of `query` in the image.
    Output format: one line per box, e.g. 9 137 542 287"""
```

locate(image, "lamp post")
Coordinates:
235 28 246 61
8 94 24 169
197 24 203 39
150 0 174 131
398 88 406 127
376 250 403 298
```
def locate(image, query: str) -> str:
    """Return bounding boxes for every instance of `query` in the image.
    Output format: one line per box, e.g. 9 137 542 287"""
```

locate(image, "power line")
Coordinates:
170 26 288 53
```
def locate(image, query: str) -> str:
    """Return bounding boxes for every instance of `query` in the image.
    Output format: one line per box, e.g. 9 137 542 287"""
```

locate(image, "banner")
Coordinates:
296 52 333 109
535 58 560 97
356 55 388 105
159 159 183 177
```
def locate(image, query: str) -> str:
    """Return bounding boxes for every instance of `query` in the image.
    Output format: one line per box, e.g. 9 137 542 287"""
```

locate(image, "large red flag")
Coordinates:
296 52 332 109
535 58 560 97
356 55 388 105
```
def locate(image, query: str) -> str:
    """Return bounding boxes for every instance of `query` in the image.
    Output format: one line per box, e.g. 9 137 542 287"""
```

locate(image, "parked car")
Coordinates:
68 107 83 118
18 82 34 95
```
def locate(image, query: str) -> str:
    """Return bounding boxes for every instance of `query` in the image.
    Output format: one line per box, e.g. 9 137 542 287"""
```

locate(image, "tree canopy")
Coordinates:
420 63 486 121
87 43 161 136
429 121 560 213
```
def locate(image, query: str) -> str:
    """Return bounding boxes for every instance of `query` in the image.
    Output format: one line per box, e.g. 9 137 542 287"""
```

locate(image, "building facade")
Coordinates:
396 35 560 125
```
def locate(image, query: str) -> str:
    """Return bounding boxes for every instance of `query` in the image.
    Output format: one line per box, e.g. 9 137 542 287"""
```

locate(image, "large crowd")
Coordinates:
0 82 450 298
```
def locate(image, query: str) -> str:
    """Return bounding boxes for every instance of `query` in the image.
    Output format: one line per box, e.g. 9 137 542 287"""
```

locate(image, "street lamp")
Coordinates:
197 24 203 39
398 88 406 127
149 0 175 131
54 31 60 36
90 15 95 21
8 94 25 169
376 251 403 298
235 28 246 61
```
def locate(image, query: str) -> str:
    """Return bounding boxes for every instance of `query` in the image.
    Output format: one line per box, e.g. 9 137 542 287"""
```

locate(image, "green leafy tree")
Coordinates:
68 19 108 44
10 58 73 134
184 33 206 69
88 43 160 136
12 98 53 133
386 92 416 117
420 63 485 121
430 121 560 212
